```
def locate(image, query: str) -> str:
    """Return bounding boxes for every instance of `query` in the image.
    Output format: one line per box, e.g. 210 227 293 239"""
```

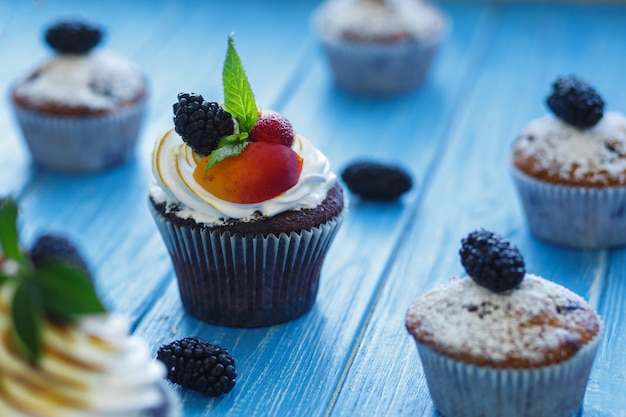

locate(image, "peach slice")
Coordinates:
194 142 303 204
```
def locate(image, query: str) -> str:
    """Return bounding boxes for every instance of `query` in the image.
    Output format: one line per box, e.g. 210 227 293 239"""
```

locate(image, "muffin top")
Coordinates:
12 19 146 116
405 229 601 369
512 75 626 187
512 112 626 186
314 0 446 43
406 274 601 368
12 53 146 115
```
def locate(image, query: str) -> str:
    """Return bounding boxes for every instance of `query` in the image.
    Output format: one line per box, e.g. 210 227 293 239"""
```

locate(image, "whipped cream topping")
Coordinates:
513 111 626 184
13 52 145 110
151 126 337 224
0 285 170 417
406 274 600 367
315 0 446 42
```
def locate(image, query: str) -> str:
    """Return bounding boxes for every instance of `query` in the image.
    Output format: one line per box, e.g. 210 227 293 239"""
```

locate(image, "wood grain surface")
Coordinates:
1 1 625 416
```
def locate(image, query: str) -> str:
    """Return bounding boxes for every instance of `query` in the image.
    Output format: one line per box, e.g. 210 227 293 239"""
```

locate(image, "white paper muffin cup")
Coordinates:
11 96 146 172
311 3 449 96
413 326 602 417
149 202 344 327
511 167 626 248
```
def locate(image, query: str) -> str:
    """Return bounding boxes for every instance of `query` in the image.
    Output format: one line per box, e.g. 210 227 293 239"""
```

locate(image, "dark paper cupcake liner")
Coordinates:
150 204 344 327
12 97 146 172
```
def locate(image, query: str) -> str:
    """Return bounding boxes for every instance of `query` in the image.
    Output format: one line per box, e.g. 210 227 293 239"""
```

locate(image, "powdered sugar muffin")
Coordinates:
11 19 147 172
312 0 448 95
405 229 602 417
512 75 626 247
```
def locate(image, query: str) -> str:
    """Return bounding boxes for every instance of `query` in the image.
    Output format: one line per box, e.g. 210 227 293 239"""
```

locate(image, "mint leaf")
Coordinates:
223 33 258 133
11 279 43 364
206 141 250 171
0 198 24 262
33 260 105 319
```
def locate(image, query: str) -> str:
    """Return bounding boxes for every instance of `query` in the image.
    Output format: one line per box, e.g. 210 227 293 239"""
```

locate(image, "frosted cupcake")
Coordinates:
405 229 602 417
511 75 626 247
0 199 178 416
11 19 148 172
149 35 345 327
312 0 448 95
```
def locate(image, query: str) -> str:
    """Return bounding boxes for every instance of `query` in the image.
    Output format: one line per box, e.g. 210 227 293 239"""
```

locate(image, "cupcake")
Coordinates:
311 0 449 95
405 229 602 417
0 199 178 416
148 34 346 328
511 75 626 247
10 19 148 172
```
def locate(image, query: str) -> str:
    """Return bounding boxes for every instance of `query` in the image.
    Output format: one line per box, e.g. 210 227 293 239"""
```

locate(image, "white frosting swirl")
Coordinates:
151 126 337 224
0 284 172 417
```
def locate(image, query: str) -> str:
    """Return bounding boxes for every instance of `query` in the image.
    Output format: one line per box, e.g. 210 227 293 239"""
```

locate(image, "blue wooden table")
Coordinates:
1 1 625 416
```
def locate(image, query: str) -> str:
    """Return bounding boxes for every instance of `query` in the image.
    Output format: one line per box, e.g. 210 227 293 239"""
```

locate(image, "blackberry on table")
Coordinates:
341 160 412 201
45 20 103 55
459 229 525 292
30 233 90 273
157 336 236 397
173 93 234 156
546 75 604 128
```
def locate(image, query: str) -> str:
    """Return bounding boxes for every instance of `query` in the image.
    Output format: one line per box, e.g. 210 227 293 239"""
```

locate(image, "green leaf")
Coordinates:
11 279 44 364
223 33 258 133
33 260 106 320
0 198 24 262
206 140 250 171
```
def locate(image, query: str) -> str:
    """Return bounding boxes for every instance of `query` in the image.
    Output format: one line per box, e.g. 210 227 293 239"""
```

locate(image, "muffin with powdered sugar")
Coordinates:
405 229 602 417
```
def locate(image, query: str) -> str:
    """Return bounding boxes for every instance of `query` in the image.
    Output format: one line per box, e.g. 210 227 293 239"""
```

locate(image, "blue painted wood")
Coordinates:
1 1 625 416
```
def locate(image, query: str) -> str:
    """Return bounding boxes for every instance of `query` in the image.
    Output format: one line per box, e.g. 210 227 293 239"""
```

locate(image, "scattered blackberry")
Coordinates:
157 336 236 397
341 160 412 201
45 20 103 55
173 93 234 156
30 233 90 273
546 75 604 128
459 229 525 292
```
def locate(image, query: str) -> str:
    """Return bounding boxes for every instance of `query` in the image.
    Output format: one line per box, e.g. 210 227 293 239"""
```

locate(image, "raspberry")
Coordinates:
546 75 604 128
250 112 295 147
173 93 234 156
341 160 412 201
459 229 525 292
45 20 103 55
30 233 89 273
157 336 236 397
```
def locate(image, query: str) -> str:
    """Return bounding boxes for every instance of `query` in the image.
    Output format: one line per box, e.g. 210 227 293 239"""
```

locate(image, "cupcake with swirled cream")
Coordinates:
148 34 345 328
0 199 178 417
512 75 626 247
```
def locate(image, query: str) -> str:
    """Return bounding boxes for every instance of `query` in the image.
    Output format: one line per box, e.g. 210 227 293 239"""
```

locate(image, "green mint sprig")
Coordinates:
0 198 106 364
205 33 258 171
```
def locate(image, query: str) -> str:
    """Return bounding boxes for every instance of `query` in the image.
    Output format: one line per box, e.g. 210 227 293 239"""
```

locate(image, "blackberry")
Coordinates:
546 75 604 128
459 229 525 292
45 20 103 55
341 160 412 201
30 233 90 273
157 336 236 397
173 93 234 156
